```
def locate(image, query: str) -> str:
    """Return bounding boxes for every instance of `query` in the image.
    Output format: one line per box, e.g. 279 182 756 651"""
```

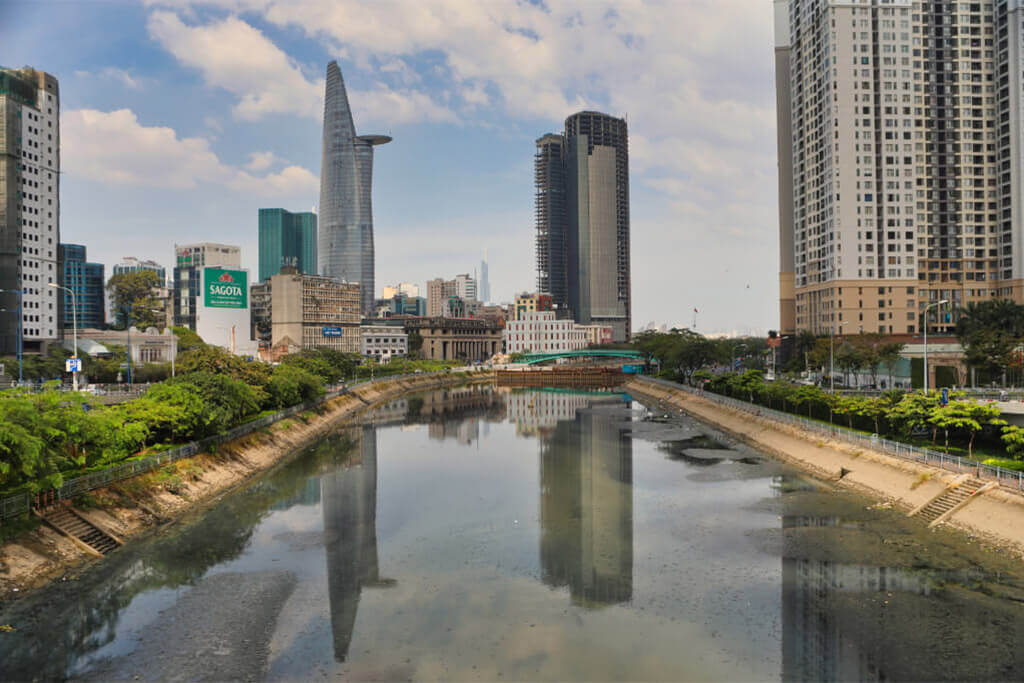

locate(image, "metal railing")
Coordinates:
637 375 1024 494
0 369 486 523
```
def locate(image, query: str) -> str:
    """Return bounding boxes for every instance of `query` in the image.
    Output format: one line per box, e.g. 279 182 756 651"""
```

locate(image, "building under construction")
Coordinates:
534 111 631 342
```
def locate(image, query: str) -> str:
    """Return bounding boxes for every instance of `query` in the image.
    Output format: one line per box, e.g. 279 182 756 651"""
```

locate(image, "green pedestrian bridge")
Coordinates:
512 349 652 365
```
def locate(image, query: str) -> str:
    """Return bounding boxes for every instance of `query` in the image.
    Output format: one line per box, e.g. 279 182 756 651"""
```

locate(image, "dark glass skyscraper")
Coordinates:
318 61 391 316
535 112 630 342
258 208 317 281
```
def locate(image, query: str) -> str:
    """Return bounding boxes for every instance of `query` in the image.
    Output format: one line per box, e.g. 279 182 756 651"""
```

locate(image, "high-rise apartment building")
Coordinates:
777 0 1024 336
454 273 477 302
381 282 419 298
427 277 457 317
258 208 317 282
534 112 631 342
113 257 166 286
0 66 61 354
318 61 391 317
58 244 104 329
172 242 241 330
270 272 361 353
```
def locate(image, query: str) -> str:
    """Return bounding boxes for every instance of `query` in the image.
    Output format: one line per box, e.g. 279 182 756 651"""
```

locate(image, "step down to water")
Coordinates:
36 506 124 556
908 475 993 528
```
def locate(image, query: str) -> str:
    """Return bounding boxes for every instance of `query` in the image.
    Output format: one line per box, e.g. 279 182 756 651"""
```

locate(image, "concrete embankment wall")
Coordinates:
626 376 1024 557
0 372 493 597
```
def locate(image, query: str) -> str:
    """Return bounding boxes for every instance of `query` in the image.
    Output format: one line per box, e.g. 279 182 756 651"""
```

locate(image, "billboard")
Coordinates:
203 267 248 309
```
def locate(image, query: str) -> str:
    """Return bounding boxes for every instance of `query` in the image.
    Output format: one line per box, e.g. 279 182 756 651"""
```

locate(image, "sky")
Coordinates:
1 0 780 336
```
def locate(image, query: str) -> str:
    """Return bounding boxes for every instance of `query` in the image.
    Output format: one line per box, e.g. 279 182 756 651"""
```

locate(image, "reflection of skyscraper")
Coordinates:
318 61 391 316
780 513 929 682
321 426 381 661
540 406 633 606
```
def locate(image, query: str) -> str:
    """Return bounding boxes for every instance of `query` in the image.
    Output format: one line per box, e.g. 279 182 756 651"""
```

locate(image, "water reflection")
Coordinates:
322 426 392 662
537 393 633 607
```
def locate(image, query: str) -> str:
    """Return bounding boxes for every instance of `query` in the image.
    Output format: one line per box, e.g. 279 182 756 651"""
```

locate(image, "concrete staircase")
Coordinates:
909 475 993 528
38 506 122 556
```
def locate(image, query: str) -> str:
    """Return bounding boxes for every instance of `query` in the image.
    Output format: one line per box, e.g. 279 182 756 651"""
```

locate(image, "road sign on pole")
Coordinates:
65 358 82 373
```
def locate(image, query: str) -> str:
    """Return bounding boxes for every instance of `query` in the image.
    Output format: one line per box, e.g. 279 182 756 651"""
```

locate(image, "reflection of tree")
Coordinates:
0 432 358 680
540 407 633 607
321 426 393 661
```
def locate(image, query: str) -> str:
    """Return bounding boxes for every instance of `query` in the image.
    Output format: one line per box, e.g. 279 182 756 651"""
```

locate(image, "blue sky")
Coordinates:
2 0 779 335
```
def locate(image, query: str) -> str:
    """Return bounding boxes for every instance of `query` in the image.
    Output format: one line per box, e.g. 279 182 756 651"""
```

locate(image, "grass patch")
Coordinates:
981 458 1024 472
910 472 934 490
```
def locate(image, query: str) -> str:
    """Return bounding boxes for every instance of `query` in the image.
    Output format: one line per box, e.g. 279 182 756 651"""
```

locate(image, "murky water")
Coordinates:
3 385 1024 681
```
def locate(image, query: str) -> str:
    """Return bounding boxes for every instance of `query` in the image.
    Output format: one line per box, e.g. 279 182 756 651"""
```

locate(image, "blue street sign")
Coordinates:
322 326 343 337
65 358 82 372
941 387 949 405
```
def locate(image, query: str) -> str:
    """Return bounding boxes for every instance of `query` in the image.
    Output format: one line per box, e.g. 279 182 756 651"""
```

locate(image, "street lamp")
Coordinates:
48 282 79 391
829 321 847 393
923 299 950 394
0 288 23 384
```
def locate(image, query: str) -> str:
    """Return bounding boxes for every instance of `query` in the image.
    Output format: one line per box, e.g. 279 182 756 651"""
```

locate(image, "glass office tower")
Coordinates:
258 208 317 281
318 61 391 316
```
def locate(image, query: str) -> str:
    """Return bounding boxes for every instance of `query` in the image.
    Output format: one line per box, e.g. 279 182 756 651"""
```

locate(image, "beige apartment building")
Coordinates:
270 272 361 353
776 0 1024 336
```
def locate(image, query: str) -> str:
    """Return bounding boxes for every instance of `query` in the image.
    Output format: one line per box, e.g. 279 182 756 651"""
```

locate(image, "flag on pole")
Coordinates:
693 308 698 313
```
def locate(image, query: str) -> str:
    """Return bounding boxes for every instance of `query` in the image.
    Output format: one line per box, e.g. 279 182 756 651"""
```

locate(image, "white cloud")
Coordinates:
62 108 318 196
73 67 144 90
350 85 459 125
146 10 322 120
244 150 278 172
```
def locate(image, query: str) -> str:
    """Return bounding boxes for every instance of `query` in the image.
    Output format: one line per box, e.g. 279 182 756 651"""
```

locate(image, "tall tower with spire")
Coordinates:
318 61 391 316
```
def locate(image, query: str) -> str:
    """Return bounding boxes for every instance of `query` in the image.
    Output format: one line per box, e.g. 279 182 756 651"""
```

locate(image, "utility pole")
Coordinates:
923 299 949 394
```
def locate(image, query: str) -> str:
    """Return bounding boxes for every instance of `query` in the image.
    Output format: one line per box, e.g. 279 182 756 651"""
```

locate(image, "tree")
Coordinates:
889 391 940 440
956 300 1024 381
107 270 163 330
170 326 205 354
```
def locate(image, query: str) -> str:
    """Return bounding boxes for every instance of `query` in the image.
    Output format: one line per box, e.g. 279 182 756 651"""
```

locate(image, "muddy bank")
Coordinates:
0 372 492 600
626 376 1024 559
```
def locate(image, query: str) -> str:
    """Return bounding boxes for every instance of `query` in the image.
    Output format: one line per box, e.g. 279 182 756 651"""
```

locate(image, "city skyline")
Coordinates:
2 1 779 334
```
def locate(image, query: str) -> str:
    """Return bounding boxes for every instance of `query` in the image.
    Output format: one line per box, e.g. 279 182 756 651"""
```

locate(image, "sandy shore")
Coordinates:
626 376 1024 558
0 372 492 600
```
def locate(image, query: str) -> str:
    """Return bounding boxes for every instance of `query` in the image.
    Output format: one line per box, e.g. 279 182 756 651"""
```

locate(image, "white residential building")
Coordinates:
361 324 408 361
504 311 588 354
0 67 61 354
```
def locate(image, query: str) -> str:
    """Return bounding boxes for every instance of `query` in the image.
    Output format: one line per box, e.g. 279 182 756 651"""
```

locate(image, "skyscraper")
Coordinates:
318 61 391 316
479 250 491 304
0 66 61 354
58 244 104 329
258 208 317 281
535 112 631 342
777 0 1024 336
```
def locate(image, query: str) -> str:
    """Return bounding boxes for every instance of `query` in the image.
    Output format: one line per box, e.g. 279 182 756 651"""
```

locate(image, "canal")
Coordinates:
3 385 1024 681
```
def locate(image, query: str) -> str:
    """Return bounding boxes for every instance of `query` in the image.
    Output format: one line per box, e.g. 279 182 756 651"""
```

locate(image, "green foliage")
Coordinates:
264 364 324 409
170 326 205 354
167 372 259 432
280 347 361 385
1001 425 1024 459
982 457 1024 472
107 270 163 329
0 345 71 382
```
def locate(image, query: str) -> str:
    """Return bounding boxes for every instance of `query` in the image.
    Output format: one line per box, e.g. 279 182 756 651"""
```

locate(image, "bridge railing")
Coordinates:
0 370 487 524
635 375 1024 495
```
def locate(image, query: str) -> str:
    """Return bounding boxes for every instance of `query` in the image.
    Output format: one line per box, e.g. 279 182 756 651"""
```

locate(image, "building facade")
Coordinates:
404 317 502 362
777 0 1024 337
382 282 419 298
0 66 61 354
534 112 631 342
270 272 361 353
250 280 272 346
361 323 408 361
58 244 104 330
427 277 457 317
172 242 241 330
454 273 478 301
318 60 391 316
504 311 588 354
512 292 553 321
258 208 317 282
113 257 166 286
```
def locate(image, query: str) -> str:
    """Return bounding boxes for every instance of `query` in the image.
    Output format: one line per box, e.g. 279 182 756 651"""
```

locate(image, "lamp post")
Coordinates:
0 288 23 384
829 321 847 393
923 299 950 394
48 282 79 391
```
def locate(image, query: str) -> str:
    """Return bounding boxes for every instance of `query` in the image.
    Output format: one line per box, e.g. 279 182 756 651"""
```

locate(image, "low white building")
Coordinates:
503 311 588 354
361 324 408 361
